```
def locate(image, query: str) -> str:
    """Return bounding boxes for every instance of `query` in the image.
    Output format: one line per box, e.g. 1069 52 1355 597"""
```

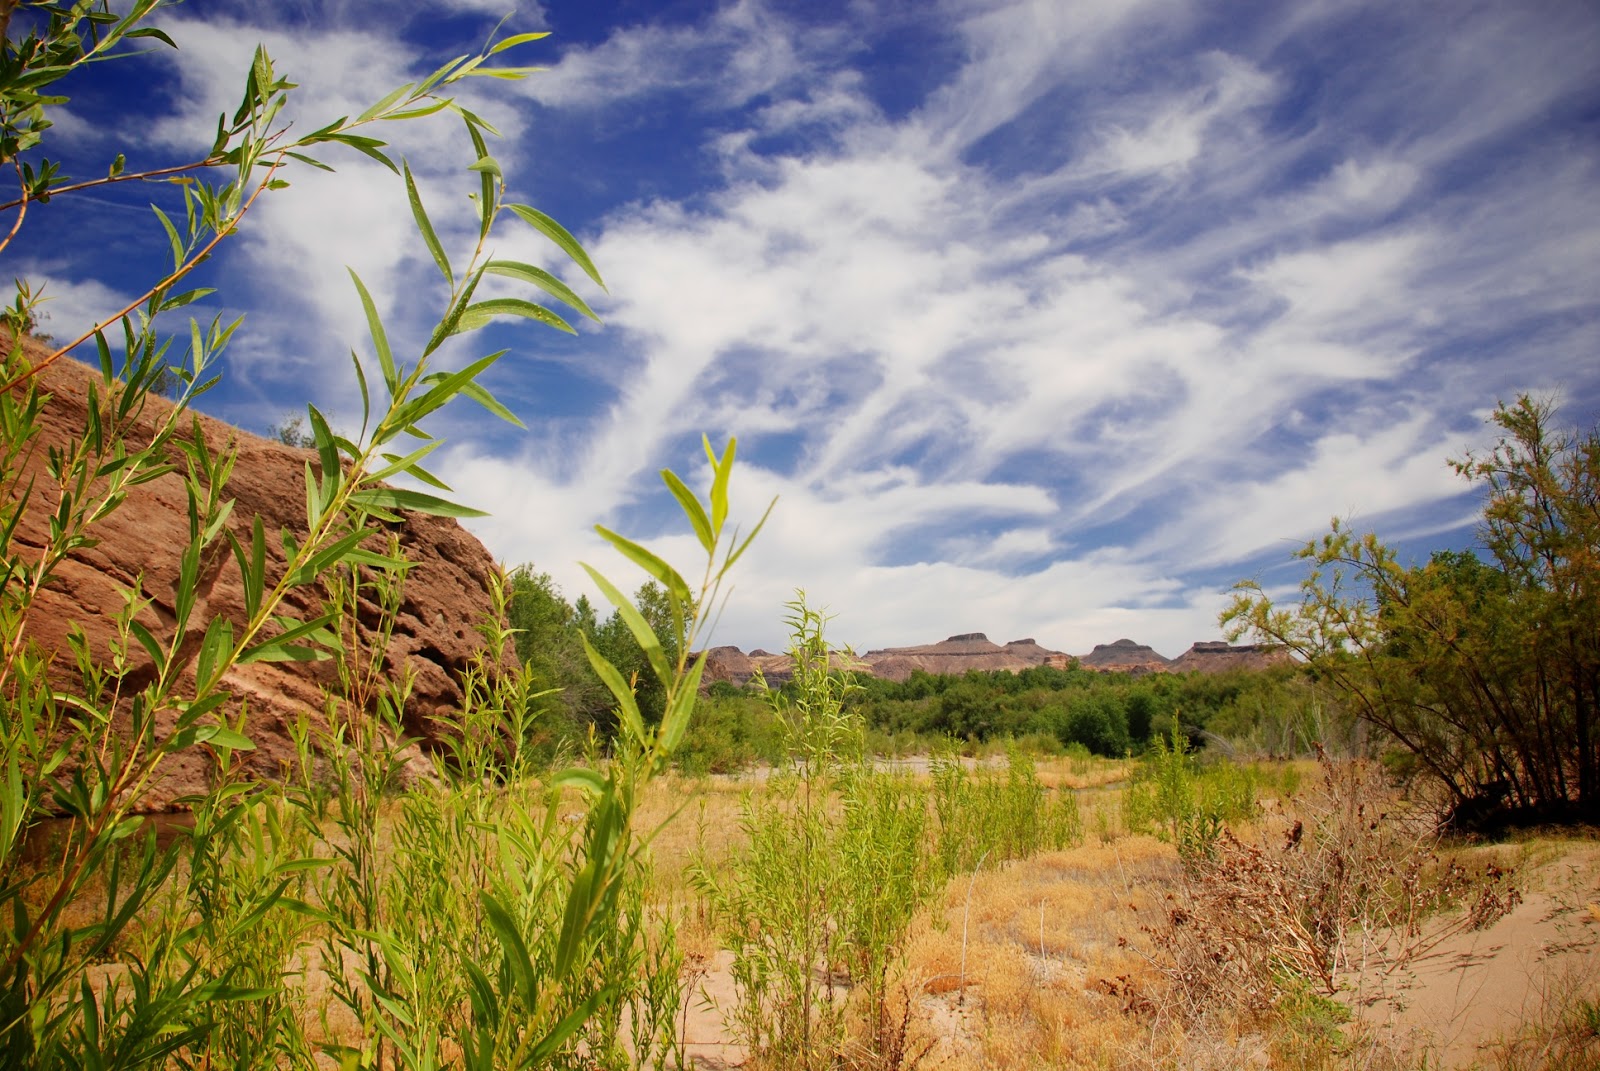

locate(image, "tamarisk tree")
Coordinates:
1225 396 1599 828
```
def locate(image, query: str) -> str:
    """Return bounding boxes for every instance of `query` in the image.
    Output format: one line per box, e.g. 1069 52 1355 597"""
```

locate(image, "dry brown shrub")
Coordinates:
1143 752 1521 1022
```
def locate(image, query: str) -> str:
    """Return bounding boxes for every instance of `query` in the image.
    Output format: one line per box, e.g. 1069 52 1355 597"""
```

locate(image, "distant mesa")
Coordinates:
1168 640 1292 674
700 630 1284 688
860 633 1022 681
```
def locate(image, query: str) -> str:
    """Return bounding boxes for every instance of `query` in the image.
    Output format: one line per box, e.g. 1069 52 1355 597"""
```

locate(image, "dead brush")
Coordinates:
1142 752 1521 1020
843 980 938 1071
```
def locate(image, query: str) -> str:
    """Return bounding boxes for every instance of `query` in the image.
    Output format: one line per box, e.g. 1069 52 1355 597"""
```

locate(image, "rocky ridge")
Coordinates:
703 632 1288 687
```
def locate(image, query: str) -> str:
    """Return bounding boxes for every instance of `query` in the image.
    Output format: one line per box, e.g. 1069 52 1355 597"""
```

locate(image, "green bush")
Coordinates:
692 597 937 1071
1124 728 1259 862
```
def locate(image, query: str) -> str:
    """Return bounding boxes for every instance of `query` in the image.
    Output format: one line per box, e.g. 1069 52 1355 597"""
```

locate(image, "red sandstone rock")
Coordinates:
8 344 507 809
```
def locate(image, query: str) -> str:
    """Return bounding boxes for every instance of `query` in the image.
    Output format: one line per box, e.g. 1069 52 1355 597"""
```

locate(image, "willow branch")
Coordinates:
0 160 27 258
0 153 230 213
0 155 285 397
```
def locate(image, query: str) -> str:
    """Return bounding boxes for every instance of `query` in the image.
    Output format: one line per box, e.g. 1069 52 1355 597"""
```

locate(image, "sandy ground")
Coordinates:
1359 844 1600 1068
678 950 748 1070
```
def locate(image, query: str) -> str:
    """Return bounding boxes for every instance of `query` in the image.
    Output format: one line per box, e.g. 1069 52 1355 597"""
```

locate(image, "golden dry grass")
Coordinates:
651 758 1600 1071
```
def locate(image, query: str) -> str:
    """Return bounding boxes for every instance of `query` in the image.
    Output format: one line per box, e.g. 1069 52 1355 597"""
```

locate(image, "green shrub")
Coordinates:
1124 727 1258 861
692 598 941 1070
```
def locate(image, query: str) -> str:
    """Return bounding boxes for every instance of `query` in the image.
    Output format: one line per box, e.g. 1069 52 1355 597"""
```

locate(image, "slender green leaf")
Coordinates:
194 725 254 751
709 436 735 532
484 260 599 321
451 298 575 335
239 612 339 664
453 375 524 429
347 487 487 519
391 349 503 430
661 651 709 755
506 203 604 290
194 617 233 689
490 31 550 54
724 497 777 573
593 525 692 607
661 470 714 555
370 440 444 483
404 162 452 284
581 563 672 690
423 265 484 356
527 988 610 1065
124 26 178 48
348 270 397 391
286 527 379 586
378 100 451 122
158 287 215 313
550 767 607 795
579 633 645 746
151 205 184 271
480 892 537 1007
356 82 414 123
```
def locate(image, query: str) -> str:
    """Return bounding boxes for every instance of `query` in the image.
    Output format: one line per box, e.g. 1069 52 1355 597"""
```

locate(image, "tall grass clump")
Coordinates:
692 598 941 1070
930 742 1082 876
1123 726 1258 861
0 7 770 1064
1147 751 1522 1024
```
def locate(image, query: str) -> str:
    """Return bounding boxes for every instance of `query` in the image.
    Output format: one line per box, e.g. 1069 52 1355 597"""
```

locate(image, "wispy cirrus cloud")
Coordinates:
30 0 1597 658
440 0 1600 656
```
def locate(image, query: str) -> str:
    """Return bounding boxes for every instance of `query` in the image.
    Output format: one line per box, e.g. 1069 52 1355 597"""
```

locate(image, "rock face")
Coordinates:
1167 640 1293 674
10 348 506 809
701 644 866 688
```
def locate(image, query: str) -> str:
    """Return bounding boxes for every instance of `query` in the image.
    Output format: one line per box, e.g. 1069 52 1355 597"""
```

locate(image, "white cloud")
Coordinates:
1087 53 1275 179
1142 412 1474 568
15 272 136 348
449 0 1600 654
41 0 1598 660
522 0 806 111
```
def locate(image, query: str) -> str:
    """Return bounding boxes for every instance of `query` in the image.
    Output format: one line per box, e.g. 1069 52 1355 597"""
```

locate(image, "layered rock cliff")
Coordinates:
703 633 1283 687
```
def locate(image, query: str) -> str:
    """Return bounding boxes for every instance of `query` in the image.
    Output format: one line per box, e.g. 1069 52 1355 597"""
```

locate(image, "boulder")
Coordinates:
9 346 507 809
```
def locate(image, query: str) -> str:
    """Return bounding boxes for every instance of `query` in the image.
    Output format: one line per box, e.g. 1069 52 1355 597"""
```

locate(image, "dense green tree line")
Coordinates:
504 565 680 744
852 663 1318 757
498 576 1325 765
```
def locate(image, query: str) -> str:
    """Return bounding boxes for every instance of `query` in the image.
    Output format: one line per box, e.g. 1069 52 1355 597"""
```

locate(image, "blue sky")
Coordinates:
15 0 1600 657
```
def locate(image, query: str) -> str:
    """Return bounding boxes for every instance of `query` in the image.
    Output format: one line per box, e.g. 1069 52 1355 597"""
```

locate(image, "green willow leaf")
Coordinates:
479 892 537 1007
347 487 487 519
660 469 714 555
348 269 397 391
451 298 574 335
194 725 254 751
506 203 605 290
490 31 550 54
581 563 672 690
579 633 646 746
404 162 452 284
593 524 692 608
483 260 599 321
356 82 414 123
549 767 606 795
